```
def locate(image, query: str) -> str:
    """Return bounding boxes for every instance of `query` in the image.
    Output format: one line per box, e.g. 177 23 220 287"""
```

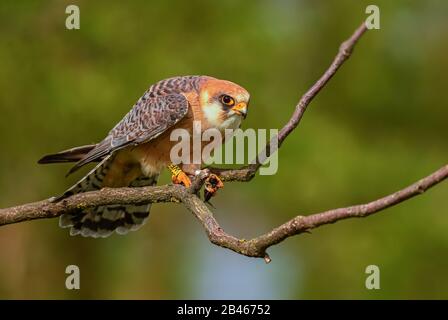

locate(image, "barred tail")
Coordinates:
57 156 158 238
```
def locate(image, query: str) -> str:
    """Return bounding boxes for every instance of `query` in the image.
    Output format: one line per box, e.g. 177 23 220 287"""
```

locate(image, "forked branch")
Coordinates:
1 21 446 262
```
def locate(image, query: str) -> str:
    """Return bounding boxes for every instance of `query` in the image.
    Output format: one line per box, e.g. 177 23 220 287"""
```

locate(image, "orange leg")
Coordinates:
168 164 191 188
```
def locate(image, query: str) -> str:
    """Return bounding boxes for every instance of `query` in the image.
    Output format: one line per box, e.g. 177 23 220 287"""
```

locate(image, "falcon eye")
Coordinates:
220 95 235 107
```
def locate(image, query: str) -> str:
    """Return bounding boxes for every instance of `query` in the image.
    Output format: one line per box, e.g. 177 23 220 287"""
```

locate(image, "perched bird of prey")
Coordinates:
39 75 250 238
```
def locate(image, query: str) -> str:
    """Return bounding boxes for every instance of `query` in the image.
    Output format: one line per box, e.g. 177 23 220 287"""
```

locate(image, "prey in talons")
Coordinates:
204 173 224 202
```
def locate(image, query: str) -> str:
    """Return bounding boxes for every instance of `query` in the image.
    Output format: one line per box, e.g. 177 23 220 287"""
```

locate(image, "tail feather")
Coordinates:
38 145 97 164
57 156 158 238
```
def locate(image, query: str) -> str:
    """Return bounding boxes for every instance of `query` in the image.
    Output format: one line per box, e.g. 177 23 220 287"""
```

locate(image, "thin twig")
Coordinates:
210 22 368 181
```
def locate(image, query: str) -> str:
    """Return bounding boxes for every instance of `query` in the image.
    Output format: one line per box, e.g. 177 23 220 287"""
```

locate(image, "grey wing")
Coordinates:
67 93 189 175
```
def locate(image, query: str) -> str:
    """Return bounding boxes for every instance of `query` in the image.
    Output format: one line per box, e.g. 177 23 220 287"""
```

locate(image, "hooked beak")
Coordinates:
232 102 248 119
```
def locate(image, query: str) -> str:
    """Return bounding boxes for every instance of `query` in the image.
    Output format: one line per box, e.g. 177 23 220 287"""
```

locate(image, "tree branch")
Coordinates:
2 165 447 263
1 22 446 262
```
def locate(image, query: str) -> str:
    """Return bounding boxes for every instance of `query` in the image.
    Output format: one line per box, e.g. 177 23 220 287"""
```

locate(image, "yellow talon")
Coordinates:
168 164 191 188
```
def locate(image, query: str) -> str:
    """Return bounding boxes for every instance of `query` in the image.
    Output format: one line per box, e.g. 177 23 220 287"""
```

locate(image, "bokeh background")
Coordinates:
0 0 447 299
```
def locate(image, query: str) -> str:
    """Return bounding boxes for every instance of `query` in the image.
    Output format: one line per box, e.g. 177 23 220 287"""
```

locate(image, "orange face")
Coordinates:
198 78 250 128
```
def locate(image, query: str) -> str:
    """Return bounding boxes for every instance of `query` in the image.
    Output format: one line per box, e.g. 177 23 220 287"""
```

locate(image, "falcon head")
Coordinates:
199 77 250 130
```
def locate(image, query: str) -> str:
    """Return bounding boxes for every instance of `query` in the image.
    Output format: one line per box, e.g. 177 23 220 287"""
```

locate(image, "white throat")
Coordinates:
219 115 242 131
203 101 242 131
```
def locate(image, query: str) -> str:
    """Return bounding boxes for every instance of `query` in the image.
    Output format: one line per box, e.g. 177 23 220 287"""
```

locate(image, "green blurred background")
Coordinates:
0 0 447 299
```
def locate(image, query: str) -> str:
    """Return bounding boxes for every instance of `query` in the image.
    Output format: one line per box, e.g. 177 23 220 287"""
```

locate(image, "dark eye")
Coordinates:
220 95 235 106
